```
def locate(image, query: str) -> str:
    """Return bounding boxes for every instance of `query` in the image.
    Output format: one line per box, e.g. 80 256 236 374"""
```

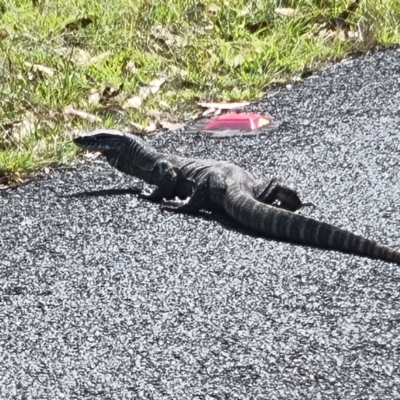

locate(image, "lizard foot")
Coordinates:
161 201 200 214
277 200 316 212
161 205 188 213
139 190 163 202
139 194 161 202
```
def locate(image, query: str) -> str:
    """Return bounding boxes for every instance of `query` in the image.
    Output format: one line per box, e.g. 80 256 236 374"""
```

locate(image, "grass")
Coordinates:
0 0 399 184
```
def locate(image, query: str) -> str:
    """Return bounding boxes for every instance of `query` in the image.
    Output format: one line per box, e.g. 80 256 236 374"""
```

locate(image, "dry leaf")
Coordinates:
124 60 136 74
122 76 166 111
83 151 101 160
12 119 35 140
32 138 47 156
123 96 142 109
146 109 163 118
318 28 340 40
158 100 170 109
239 6 250 16
63 105 101 122
316 0 361 41
24 62 54 77
87 84 125 110
88 89 101 105
208 4 220 13
170 65 188 77
233 53 246 67
144 121 157 133
338 30 348 41
102 85 123 99
163 90 176 98
73 50 111 67
20 32 39 42
139 77 166 99
72 49 92 66
159 120 185 130
42 119 56 130
197 101 250 110
0 28 10 41
347 30 360 39
88 51 111 65
275 7 298 17
128 121 145 131
0 113 36 149
202 107 217 117
151 25 187 48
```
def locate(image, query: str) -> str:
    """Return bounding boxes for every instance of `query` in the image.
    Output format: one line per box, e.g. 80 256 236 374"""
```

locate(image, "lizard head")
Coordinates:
73 129 132 153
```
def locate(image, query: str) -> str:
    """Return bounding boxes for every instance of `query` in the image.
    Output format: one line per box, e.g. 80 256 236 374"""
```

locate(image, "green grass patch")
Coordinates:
0 0 399 184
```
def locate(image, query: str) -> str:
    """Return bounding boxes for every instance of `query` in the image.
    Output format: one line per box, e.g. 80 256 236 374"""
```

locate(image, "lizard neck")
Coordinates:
104 135 164 184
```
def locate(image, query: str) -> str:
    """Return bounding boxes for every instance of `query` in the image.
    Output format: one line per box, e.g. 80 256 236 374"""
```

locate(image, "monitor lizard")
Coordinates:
74 129 400 265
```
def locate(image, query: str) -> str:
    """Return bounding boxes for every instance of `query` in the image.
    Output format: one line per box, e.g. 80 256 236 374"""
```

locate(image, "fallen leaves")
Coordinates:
72 49 111 67
151 24 188 49
275 7 300 17
123 60 137 75
197 101 250 117
87 89 101 105
317 27 360 41
198 101 250 110
24 62 54 77
123 96 142 110
127 114 185 134
23 62 55 83
158 100 170 109
208 4 220 13
159 120 185 131
122 76 166 110
128 121 145 131
63 106 101 123
144 121 157 133
315 0 362 42
53 74 170 132
82 151 101 160
146 109 163 118
0 113 36 149
139 77 166 99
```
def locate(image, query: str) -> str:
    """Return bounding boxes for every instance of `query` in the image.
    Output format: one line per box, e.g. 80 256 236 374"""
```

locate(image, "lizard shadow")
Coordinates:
63 187 142 198
67 187 369 257
66 187 276 241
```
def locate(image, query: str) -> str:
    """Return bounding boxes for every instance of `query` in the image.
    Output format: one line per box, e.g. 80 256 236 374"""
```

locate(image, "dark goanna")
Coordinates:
74 129 400 265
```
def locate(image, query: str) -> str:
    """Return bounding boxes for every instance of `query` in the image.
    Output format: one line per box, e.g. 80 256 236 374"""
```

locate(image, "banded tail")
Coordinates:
226 192 400 265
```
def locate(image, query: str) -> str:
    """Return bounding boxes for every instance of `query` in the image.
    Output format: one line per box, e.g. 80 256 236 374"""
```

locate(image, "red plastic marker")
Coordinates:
187 112 280 138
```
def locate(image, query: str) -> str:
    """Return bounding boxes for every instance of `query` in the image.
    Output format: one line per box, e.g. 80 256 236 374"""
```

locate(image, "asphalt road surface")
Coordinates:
2 47 400 399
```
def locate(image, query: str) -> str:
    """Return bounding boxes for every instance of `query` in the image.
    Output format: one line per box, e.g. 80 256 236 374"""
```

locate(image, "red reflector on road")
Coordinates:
203 113 274 131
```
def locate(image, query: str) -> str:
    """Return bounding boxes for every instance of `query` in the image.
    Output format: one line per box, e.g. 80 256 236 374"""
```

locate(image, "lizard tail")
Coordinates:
225 192 400 265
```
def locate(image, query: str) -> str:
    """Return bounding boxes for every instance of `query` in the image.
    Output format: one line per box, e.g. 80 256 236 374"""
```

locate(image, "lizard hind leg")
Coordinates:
254 178 314 212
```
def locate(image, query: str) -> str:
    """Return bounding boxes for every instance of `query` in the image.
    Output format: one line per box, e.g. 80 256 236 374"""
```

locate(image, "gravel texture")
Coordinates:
2 46 400 399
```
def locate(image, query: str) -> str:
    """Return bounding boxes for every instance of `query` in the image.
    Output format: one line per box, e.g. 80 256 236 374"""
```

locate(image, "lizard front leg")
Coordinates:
162 177 210 213
254 178 314 212
139 160 178 202
162 170 227 213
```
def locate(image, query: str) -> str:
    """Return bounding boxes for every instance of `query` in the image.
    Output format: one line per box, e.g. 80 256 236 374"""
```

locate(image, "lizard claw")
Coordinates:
139 190 163 202
278 200 316 212
161 200 201 214
161 204 184 213
162 207 177 213
161 199 184 212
